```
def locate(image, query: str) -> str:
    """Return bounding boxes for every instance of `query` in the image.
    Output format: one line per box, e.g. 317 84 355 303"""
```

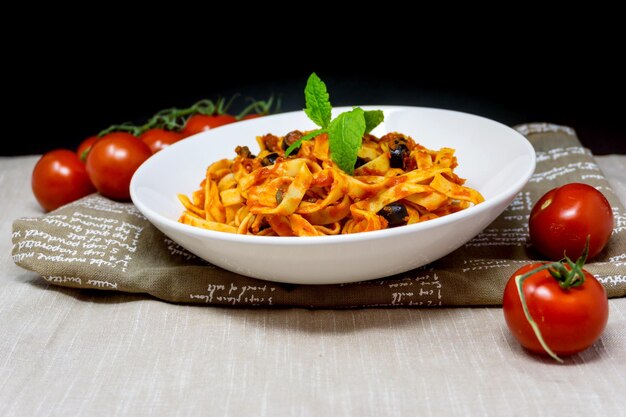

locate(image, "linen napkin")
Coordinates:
12 123 626 307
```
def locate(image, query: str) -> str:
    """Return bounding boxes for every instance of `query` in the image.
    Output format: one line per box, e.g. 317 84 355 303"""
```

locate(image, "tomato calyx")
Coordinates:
548 238 589 289
514 238 590 363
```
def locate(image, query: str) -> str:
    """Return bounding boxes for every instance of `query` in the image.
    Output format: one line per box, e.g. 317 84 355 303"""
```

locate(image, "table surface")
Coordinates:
2 155 625 417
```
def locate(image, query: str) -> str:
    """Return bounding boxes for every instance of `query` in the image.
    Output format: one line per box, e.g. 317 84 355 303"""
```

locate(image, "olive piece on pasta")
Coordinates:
354 157 367 169
389 143 409 169
235 145 255 159
282 130 303 154
378 203 409 227
262 152 279 166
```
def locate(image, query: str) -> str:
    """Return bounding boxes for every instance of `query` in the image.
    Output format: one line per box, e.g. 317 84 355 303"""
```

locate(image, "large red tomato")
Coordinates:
32 149 96 211
503 262 608 359
85 132 152 201
529 183 613 260
181 114 236 137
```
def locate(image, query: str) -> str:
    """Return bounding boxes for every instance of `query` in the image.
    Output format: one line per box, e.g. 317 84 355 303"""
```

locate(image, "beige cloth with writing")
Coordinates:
11 124 626 307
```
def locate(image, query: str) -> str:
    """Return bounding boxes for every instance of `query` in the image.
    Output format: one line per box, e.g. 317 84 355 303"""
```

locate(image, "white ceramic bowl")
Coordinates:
130 106 535 284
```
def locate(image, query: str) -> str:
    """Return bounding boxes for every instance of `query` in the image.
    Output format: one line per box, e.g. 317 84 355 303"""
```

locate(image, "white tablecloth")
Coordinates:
2 155 625 417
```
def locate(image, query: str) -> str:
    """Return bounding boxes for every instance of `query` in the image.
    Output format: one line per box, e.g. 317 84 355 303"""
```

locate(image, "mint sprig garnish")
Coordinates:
363 110 384 134
328 107 366 175
285 73 384 175
304 73 332 129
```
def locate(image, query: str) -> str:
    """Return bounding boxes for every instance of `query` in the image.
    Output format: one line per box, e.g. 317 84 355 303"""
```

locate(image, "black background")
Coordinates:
6 41 624 156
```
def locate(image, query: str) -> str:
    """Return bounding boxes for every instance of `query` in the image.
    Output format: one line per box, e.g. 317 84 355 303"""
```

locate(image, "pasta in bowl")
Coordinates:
130 106 535 284
177 131 484 236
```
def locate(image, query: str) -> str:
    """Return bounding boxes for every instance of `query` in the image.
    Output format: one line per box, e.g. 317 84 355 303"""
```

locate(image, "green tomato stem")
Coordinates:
235 96 279 120
514 266 564 363
96 95 275 137
216 95 237 115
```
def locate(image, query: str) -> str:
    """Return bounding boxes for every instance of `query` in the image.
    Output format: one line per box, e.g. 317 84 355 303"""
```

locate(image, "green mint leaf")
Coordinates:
362 109 384 134
284 129 325 156
304 73 332 128
328 107 366 175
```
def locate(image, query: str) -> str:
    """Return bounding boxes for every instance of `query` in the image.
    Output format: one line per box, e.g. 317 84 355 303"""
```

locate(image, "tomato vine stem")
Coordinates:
514 266 564 363
235 96 281 120
97 95 276 137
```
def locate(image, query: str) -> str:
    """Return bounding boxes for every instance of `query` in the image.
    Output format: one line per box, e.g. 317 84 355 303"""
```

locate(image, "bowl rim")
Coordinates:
130 105 536 247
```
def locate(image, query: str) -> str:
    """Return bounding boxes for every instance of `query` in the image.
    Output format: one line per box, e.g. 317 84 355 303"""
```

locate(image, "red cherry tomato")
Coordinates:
242 113 264 120
181 114 237 137
85 132 152 201
139 128 184 154
76 136 99 162
32 149 96 211
529 183 613 260
503 262 608 358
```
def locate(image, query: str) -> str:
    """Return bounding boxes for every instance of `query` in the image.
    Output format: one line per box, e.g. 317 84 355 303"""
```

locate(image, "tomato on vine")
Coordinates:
529 183 613 260
140 128 184 154
85 132 152 201
181 114 237 137
95 95 277 141
503 242 609 362
32 150 96 211
32 95 278 208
